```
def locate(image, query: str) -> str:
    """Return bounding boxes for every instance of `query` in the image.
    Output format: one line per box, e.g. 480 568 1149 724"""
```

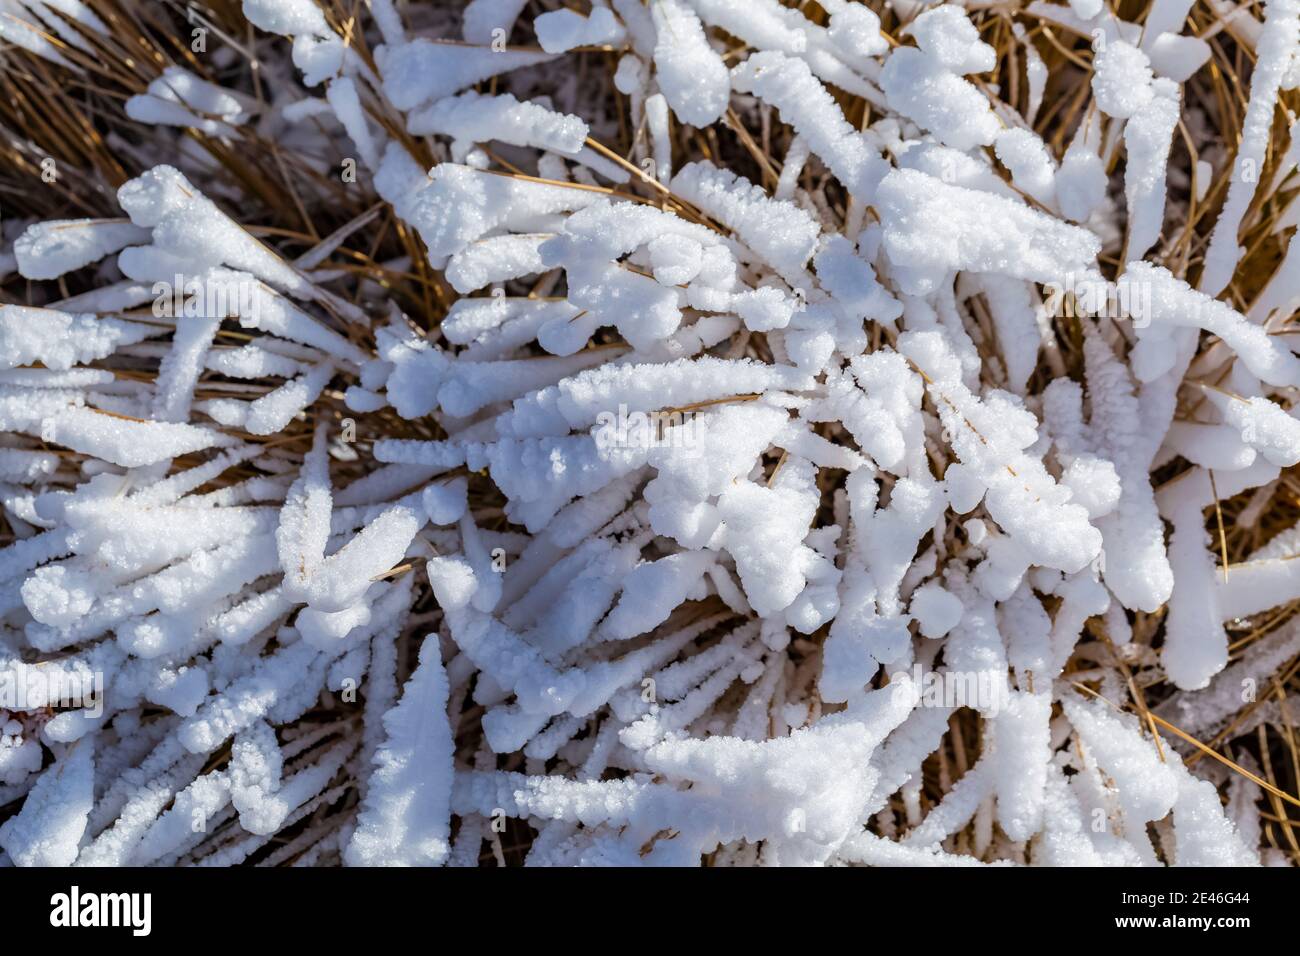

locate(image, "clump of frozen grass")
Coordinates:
1 0 1299 867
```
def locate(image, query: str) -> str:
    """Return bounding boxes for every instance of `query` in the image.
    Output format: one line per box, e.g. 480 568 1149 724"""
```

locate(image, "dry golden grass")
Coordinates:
1 0 1297 864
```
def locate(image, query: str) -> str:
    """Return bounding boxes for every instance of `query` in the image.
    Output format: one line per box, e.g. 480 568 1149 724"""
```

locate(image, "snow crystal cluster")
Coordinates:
1 0 1298 867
